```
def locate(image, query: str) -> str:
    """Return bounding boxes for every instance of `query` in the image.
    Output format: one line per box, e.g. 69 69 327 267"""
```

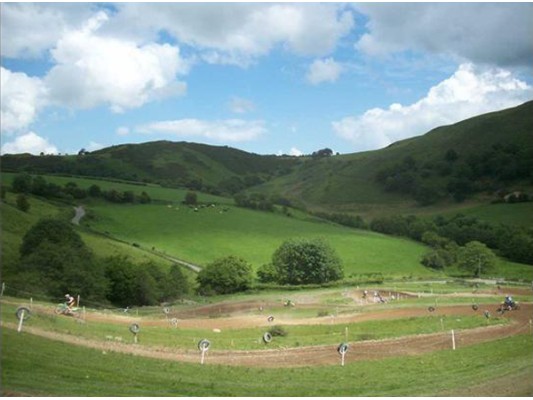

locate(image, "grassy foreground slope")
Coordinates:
2 328 531 396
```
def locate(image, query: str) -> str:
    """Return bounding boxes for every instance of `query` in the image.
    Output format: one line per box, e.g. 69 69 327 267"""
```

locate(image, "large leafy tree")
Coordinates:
197 256 253 295
270 238 343 285
17 218 107 300
457 241 497 277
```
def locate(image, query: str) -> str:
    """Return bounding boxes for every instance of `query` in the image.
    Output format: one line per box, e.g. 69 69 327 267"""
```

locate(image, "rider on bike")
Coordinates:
504 295 514 309
65 294 76 311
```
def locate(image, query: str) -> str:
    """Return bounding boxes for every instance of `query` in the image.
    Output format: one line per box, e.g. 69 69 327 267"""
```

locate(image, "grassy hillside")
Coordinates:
0 191 195 283
3 173 531 281
2 102 531 222
87 201 433 278
253 100 533 217
1 141 301 195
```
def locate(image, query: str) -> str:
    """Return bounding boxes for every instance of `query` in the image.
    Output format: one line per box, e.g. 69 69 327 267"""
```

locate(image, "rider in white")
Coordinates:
65 294 75 311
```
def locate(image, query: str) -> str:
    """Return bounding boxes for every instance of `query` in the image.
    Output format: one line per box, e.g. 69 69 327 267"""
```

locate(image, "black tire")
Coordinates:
267 316 274 322
263 332 272 343
428 306 435 312
198 339 210 351
16 307 31 321
472 304 479 311
129 323 140 334
337 343 349 355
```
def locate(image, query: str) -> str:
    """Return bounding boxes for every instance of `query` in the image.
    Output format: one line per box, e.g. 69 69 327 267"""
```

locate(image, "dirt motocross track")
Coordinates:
4 301 532 368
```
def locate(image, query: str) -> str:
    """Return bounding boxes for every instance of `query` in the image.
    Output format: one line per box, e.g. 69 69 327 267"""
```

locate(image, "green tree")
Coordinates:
163 264 189 300
88 184 102 197
20 218 84 257
197 256 253 295
16 194 30 212
271 238 343 285
257 263 279 283
12 173 33 193
17 219 107 301
457 241 497 277
138 191 151 204
184 191 198 205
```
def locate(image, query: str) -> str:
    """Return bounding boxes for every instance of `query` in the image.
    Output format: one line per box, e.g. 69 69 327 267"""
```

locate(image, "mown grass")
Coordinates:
2 326 531 396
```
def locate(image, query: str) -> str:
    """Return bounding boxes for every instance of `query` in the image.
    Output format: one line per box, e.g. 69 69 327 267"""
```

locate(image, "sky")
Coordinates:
1 2 533 156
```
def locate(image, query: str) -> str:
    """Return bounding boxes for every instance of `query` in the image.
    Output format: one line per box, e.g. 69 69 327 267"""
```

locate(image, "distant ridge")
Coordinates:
2 101 532 213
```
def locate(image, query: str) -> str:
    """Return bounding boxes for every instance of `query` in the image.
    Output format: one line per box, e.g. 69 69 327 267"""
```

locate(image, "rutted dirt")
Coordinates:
3 303 531 368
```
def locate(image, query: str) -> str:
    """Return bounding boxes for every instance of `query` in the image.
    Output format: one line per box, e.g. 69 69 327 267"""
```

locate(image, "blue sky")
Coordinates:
1 2 532 156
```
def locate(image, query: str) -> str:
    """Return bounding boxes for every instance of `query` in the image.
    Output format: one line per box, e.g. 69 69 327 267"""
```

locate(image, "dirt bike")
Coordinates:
497 301 520 314
55 303 80 317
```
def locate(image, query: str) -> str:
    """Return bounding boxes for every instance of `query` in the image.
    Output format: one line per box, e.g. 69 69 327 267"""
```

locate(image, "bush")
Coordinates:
270 325 288 337
271 238 343 285
197 256 253 295
16 194 30 212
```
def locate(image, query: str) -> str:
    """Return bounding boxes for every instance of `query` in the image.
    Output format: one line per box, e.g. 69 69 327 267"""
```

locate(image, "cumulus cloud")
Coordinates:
136 119 266 142
0 3 93 58
332 63 533 151
112 3 354 66
355 3 533 67
307 58 343 85
44 12 188 113
1 67 46 133
1 131 58 155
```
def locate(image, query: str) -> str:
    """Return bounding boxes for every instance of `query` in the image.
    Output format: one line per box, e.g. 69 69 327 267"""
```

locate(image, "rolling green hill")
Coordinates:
254 100 533 216
1 141 301 196
2 101 531 221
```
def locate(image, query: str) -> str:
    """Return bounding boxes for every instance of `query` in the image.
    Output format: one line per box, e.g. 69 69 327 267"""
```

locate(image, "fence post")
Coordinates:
1 282 5 297
451 329 456 350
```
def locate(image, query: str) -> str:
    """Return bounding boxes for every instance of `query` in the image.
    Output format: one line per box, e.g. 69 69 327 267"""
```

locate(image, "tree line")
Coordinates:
375 144 533 205
9 173 151 206
5 218 189 307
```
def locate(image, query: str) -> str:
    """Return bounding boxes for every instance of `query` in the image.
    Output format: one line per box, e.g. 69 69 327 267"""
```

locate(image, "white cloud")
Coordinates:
0 3 93 58
229 97 255 114
116 126 130 136
44 12 188 113
0 67 46 133
332 63 533 152
112 3 354 66
1 131 58 155
289 147 303 157
355 3 533 67
307 58 343 85
137 119 266 142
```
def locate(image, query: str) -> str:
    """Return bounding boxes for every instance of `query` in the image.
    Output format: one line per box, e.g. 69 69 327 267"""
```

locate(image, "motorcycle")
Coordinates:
55 303 80 317
497 301 520 314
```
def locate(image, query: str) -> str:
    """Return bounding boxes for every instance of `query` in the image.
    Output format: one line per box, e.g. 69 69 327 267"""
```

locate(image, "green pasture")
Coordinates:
2 325 531 396
87 202 433 278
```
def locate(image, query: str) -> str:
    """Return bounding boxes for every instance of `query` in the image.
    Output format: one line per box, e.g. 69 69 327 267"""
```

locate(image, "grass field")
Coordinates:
86 201 434 278
2 304 532 396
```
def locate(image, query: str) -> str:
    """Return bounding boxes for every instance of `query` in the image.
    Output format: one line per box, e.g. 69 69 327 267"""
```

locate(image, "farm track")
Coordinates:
2 303 532 368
